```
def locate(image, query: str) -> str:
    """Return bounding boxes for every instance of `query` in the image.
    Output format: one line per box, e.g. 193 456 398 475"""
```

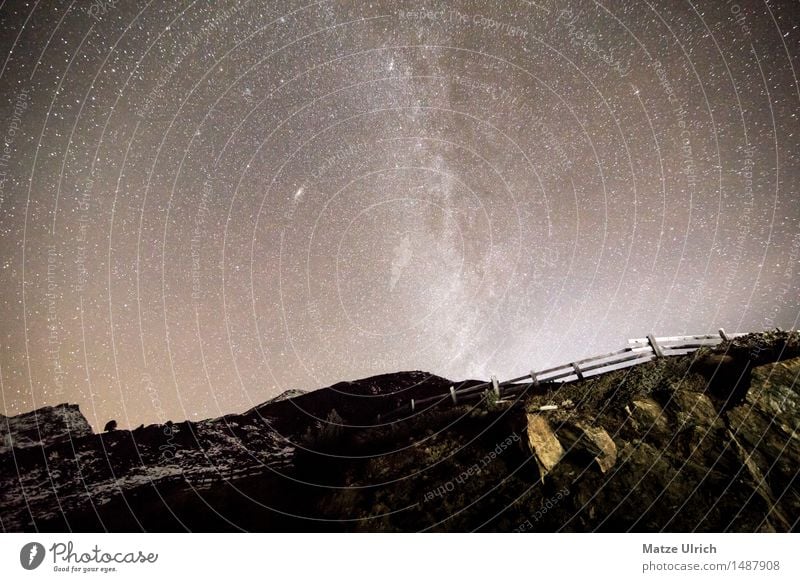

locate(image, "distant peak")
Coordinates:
266 389 308 404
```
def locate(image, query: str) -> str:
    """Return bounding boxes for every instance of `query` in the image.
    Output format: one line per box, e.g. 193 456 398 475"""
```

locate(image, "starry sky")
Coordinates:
0 0 798 430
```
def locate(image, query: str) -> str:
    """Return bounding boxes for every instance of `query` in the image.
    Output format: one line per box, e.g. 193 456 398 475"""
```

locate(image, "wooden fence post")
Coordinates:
647 334 664 358
386 330 750 418
571 362 584 380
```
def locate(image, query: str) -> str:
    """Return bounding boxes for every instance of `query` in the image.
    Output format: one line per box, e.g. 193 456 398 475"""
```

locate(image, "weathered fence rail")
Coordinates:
395 329 746 417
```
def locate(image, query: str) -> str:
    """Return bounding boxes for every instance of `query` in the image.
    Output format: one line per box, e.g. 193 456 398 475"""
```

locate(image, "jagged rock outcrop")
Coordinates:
1 404 92 454
499 332 800 532
526 414 564 479
0 371 457 531
264 389 308 404
304 331 800 532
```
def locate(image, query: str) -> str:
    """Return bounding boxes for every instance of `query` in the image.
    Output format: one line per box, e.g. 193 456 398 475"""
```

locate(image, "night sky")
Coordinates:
0 0 798 430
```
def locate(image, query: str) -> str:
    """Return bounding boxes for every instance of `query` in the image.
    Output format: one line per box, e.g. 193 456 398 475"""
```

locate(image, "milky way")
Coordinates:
0 0 798 429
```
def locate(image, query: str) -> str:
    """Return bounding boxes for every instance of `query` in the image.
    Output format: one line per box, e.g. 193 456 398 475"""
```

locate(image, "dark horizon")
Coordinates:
0 325 785 431
3 330 798 533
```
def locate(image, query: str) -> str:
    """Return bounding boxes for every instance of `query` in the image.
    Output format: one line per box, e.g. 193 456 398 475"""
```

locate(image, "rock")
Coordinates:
724 356 800 527
631 397 668 431
690 353 736 375
671 391 723 429
0 404 93 454
745 359 800 433
526 413 564 480
726 428 791 531
575 422 617 473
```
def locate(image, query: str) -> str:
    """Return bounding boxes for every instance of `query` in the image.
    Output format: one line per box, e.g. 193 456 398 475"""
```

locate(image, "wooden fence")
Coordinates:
394 329 747 417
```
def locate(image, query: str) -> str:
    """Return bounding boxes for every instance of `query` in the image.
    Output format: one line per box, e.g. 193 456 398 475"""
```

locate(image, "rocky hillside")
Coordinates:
1 404 92 454
1 332 798 532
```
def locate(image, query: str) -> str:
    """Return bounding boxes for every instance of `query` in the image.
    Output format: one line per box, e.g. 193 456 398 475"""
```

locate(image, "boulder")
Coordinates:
526 413 564 480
